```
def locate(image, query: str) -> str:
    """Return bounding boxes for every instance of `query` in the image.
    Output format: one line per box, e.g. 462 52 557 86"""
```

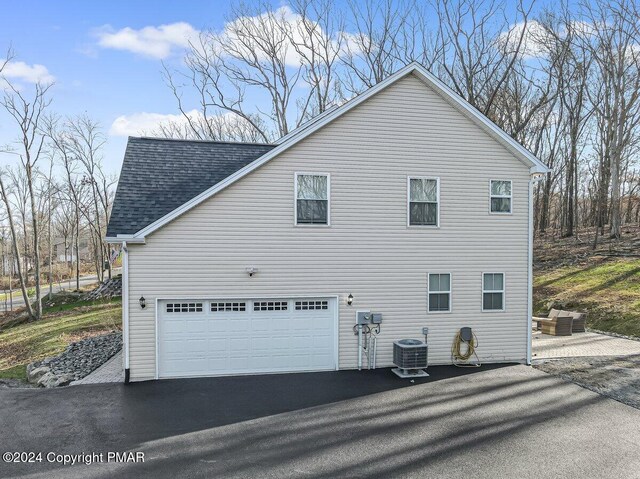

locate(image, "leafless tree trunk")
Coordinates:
0 174 35 319
583 0 640 240
45 116 83 291
1 80 52 319
66 115 109 282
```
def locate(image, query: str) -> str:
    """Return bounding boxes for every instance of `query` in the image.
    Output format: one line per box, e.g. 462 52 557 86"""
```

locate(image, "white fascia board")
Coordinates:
105 235 146 244
133 62 548 239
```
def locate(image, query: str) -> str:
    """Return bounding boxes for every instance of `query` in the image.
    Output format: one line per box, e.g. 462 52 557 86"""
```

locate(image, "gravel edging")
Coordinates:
26 332 122 388
586 328 640 342
533 354 640 410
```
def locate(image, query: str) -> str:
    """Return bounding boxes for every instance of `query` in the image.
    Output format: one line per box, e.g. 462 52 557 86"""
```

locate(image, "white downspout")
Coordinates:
122 241 130 382
527 172 544 365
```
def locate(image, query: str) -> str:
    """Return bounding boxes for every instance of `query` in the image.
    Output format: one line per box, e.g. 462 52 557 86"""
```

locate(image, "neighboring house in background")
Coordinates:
52 237 91 263
106 63 549 383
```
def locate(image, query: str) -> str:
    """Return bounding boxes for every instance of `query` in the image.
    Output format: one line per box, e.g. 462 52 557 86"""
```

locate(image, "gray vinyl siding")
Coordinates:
127 73 530 381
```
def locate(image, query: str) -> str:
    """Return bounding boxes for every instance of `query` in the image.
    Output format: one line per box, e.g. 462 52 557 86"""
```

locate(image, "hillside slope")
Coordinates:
534 228 640 338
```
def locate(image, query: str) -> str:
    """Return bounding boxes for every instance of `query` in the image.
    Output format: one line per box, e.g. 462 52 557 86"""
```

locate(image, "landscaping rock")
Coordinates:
27 331 122 388
27 365 51 384
53 373 75 387
37 372 59 388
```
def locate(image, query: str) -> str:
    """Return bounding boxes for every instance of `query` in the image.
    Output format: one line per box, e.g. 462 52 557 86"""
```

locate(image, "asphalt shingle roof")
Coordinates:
107 137 275 237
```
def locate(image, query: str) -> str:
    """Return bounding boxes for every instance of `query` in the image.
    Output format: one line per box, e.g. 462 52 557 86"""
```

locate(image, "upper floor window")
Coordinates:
408 177 439 226
296 173 329 225
490 180 512 214
482 273 505 311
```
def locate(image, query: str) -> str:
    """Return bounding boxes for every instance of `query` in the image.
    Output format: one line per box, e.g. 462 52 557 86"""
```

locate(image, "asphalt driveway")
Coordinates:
1 365 639 478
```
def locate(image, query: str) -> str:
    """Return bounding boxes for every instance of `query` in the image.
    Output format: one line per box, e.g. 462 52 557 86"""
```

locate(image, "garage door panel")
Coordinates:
164 320 187 334
185 338 208 353
158 297 336 378
163 340 187 354
270 318 291 331
229 319 250 331
251 318 271 331
292 320 315 330
184 319 206 331
228 337 250 349
312 335 333 347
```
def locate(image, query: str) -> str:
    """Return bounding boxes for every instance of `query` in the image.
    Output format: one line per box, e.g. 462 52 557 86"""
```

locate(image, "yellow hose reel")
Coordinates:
451 327 481 367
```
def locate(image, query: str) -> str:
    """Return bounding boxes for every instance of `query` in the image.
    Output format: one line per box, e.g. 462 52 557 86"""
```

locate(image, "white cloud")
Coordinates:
219 6 346 67
221 6 300 66
499 21 550 58
1 60 55 84
109 110 201 136
95 22 199 59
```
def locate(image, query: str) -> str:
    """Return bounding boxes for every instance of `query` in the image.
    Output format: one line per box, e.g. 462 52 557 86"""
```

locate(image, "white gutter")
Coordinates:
105 235 146 244
122 241 130 382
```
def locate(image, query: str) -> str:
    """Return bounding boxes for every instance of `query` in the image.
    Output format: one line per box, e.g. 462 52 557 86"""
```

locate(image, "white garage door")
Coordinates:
157 297 337 378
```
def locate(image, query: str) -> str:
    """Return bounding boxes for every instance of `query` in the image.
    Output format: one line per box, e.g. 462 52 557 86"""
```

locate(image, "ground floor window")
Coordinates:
428 273 451 312
482 273 505 311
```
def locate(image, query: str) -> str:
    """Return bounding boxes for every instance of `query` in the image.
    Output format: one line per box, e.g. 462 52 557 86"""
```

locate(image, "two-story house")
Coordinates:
106 63 549 382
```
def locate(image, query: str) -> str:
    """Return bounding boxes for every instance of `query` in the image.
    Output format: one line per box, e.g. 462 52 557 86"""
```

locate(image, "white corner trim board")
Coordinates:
117 62 549 242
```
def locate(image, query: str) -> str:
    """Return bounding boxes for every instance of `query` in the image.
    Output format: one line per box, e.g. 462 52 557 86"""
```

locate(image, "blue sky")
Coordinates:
0 0 236 174
0 0 556 176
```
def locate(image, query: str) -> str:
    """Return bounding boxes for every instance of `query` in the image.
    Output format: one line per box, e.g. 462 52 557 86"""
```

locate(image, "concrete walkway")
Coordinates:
72 351 124 385
532 330 640 360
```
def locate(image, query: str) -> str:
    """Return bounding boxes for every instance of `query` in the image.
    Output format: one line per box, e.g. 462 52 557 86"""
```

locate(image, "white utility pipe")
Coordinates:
357 324 362 370
372 336 377 369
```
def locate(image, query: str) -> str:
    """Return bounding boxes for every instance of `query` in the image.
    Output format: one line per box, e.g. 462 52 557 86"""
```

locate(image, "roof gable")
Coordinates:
109 62 548 242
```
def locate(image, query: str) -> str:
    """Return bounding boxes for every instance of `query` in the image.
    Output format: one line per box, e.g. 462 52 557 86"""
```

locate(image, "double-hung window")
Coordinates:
408 177 439 226
296 173 329 225
428 273 451 312
490 180 512 213
482 273 505 311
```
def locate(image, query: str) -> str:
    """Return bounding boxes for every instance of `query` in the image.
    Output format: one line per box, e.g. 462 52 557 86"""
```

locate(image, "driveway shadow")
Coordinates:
12 364 640 479
0 365 508 457
123 364 510 433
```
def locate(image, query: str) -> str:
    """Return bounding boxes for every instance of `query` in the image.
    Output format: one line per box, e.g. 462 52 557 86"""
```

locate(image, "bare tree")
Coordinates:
66 115 111 281
0 80 52 320
163 2 316 141
0 172 34 318
340 0 413 93
432 0 533 114
45 115 83 291
583 0 640 240
288 0 345 119
146 112 268 142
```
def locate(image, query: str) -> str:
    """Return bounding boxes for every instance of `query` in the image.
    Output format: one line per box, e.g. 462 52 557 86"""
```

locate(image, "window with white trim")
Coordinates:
296 174 329 225
482 273 505 311
428 273 451 312
490 180 512 213
166 303 203 313
409 177 439 226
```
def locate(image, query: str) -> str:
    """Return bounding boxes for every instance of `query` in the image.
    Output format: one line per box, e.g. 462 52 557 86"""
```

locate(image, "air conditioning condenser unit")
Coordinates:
392 339 429 378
